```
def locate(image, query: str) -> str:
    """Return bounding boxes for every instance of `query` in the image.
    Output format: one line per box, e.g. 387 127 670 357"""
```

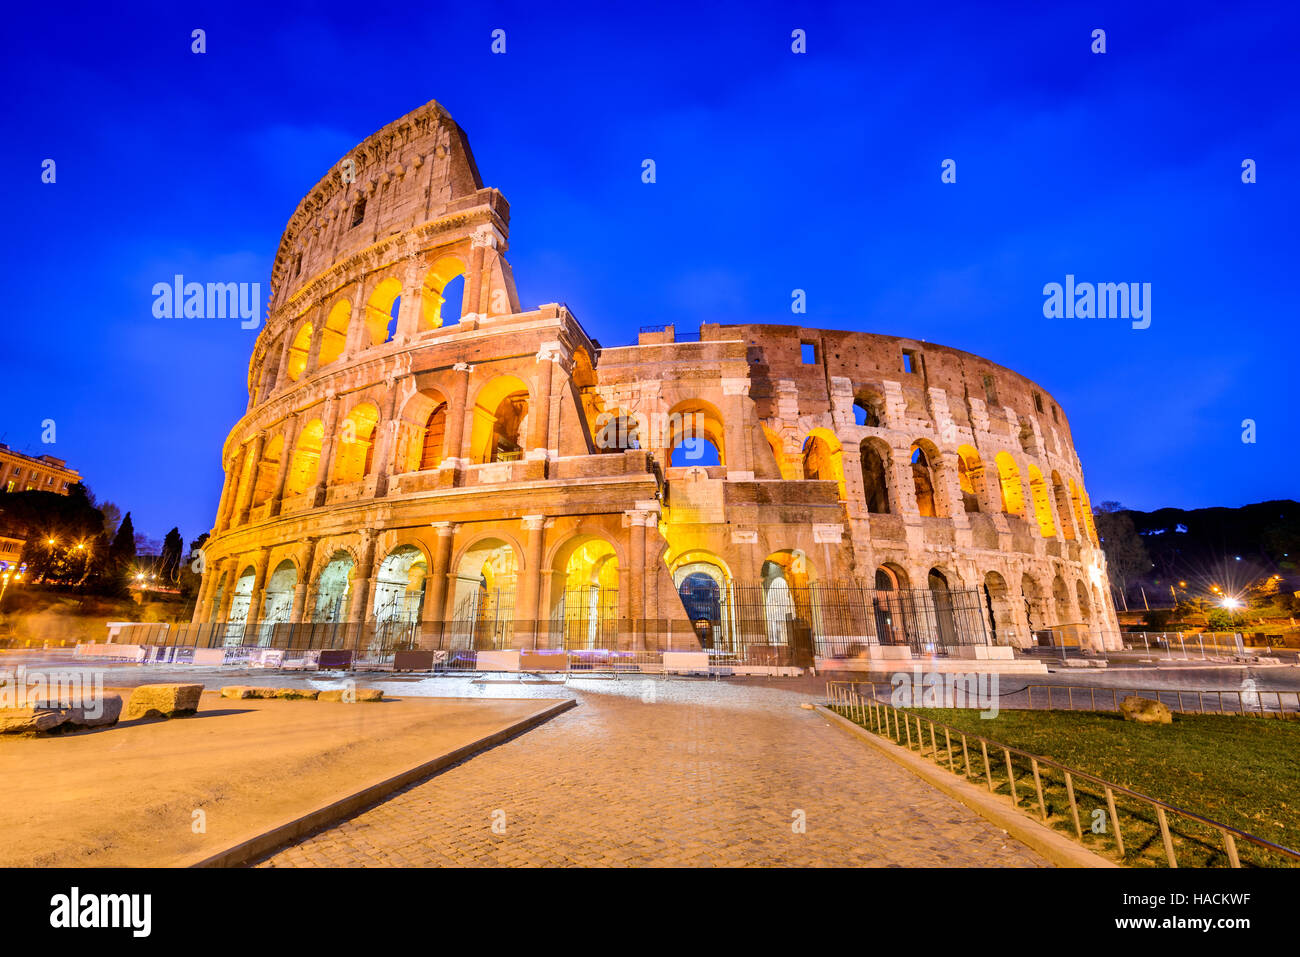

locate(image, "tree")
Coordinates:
110 512 136 563
1093 502 1150 610
160 527 183 582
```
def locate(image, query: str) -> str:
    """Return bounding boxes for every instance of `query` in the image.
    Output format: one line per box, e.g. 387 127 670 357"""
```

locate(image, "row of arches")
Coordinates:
262 256 468 398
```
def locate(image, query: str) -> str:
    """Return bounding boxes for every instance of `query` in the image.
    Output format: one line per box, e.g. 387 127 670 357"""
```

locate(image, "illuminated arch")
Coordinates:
909 440 943 517
396 388 450 473
667 398 726 467
1027 464 1057 538
317 299 350 367
469 375 531 464
995 452 1026 517
330 402 380 484
362 276 403 346
285 418 323 496
286 322 313 381
801 428 846 499
419 255 468 330
250 434 284 507
956 444 986 514
1052 470 1076 540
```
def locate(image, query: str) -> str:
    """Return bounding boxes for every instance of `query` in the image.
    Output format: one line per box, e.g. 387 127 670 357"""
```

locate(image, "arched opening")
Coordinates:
667 399 725 468
860 439 891 514
312 550 354 622
761 426 790 478
956 445 986 513
286 322 313 381
761 550 813 647
801 430 846 499
984 571 1016 646
853 390 884 428
373 545 428 623
251 434 283 507
1079 487 1100 545
1052 574 1072 628
396 389 450 473
1052 471 1076 540
261 559 297 632
928 567 958 647
1027 465 1057 538
594 410 640 453
450 538 518 649
363 277 403 346
995 452 1026 517
317 300 350 367
285 419 323 497
226 566 256 637
910 442 941 517
470 376 530 464
872 564 909 645
419 256 468 330
1076 579 1092 623
550 537 619 648
672 556 732 649
330 403 379 484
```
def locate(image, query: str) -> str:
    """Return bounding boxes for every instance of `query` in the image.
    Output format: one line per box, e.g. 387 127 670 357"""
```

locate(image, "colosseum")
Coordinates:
191 99 1120 668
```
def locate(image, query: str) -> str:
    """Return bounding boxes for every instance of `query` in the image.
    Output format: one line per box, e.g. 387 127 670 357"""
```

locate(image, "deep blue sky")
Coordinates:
3 1 1297 545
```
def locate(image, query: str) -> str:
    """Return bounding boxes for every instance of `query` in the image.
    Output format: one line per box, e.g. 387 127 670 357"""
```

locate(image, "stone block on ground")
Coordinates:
31 694 122 728
123 684 204 721
1120 695 1173 724
318 687 383 702
0 708 70 734
273 688 320 700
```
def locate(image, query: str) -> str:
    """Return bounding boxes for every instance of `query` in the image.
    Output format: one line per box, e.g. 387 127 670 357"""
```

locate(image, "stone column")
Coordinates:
530 345 558 451
423 522 457 648
515 515 548 649
371 377 402 497
245 547 273 628
443 362 473 471
342 281 369 358
289 539 317 623
348 530 378 623
312 394 340 507
195 558 224 622
213 454 239 533
625 507 654 649
216 560 241 622
395 259 422 343
305 303 327 376
721 377 754 477
234 432 266 526
269 414 301 517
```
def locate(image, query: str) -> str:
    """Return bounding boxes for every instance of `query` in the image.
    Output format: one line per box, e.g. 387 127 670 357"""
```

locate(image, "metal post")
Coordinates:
1106 786 1125 858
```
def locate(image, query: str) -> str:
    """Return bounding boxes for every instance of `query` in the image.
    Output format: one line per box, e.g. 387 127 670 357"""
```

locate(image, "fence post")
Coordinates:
1031 758 1047 820
1156 806 1178 867
981 740 992 791
1064 772 1082 839
1004 749 1018 804
1105 787 1125 858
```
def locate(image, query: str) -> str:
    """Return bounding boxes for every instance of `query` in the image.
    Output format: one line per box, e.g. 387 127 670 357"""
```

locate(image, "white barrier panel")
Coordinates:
662 651 709 674
192 648 226 666
74 642 147 660
476 650 521 672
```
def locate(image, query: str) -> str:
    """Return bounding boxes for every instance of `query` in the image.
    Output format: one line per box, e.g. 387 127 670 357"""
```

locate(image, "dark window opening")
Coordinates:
982 374 998 406
351 198 367 228
800 342 817 364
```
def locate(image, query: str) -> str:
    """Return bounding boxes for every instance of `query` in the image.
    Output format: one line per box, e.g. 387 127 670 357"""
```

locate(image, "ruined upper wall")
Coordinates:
266 99 487 314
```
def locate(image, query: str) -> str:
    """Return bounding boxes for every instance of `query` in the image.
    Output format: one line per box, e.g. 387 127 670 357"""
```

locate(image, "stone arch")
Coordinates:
285 418 323 497
330 401 380 484
909 439 944 517
286 321 313 381
801 428 846 499
419 255 468 330
1052 573 1072 626
593 408 641 453
311 548 355 622
928 566 959 646
362 276 403 346
1027 465 1057 538
762 425 794 479
548 534 621 648
251 434 283 507
995 452 1026 517
859 438 891 514
666 398 726 467
262 559 297 625
449 535 521 648
317 299 350 367
875 562 910 590
1021 573 1046 633
983 571 1016 646
1052 470 1076 540
853 388 885 428
956 444 987 514
469 374 531 464
373 543 429 622
1076 579 1092 623
227 565 257 629
396 387 451 473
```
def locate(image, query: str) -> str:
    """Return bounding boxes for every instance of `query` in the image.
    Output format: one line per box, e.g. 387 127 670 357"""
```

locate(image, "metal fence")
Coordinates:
825 681 1300 868
1119 631 1284 659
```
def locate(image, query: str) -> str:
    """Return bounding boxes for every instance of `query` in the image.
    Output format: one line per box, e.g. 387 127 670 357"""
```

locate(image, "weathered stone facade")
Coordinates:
194 99 1120 652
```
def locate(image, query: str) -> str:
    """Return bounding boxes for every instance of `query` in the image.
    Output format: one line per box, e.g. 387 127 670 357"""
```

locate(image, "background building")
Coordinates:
0 445 80 495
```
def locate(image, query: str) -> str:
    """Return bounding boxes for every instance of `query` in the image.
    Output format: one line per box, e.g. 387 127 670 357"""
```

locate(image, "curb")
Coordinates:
190 697 577 867
814 704 1119 869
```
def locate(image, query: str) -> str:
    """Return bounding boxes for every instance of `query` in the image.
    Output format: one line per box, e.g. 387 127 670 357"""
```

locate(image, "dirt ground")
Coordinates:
1 690 561 866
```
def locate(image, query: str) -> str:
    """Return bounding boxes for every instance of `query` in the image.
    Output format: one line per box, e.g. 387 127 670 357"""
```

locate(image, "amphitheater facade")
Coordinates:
193 99 1121 659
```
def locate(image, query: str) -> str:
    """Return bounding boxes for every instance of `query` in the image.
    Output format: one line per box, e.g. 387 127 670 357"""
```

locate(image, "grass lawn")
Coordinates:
836 704 1300 868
